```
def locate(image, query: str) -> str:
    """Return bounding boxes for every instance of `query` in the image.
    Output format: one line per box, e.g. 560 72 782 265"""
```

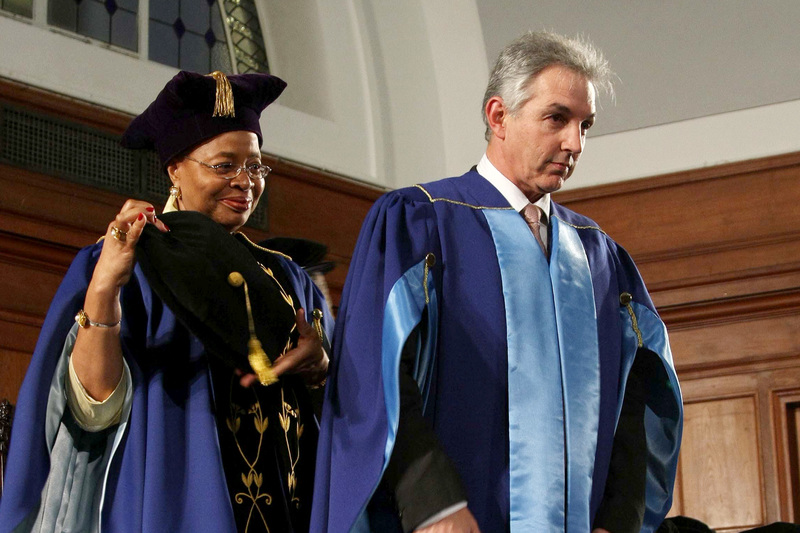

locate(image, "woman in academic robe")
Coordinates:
0 71 332 533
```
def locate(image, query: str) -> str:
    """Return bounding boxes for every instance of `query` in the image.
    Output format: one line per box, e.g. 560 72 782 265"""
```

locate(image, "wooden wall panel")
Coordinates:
680 396 764 529
0 349 31 405
675 365 800 528
556 153 800 314
669 314 800 373
791 406 800 520
0 251 67 317
667 457 684 517
773 390 800 522
264 163 383 307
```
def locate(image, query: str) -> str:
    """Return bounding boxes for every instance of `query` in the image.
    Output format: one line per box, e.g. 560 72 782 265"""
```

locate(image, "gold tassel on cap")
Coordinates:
228 272 277 385
208 71 235 118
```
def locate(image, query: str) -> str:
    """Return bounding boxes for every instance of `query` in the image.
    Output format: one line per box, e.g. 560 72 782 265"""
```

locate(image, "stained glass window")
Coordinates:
148 0 232 73
221 0 269 74
39 0 270 74
48 0 138 51
1 0 33 18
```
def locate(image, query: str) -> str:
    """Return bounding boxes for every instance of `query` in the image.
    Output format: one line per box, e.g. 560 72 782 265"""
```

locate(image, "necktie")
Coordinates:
522 203 547 255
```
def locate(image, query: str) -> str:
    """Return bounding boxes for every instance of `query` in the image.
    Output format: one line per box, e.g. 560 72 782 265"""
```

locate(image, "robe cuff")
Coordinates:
66 353 129 432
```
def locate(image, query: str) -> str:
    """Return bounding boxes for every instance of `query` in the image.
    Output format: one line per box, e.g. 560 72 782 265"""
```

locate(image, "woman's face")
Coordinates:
168 131 264 233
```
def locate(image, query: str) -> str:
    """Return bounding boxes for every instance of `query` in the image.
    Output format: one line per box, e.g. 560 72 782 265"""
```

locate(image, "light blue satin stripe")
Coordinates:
483 210 566 532
619 302 683 533
549 219 601 531
351 257 438 533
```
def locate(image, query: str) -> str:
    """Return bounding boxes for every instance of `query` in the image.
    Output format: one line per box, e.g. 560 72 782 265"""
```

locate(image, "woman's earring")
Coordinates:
164 185 181 213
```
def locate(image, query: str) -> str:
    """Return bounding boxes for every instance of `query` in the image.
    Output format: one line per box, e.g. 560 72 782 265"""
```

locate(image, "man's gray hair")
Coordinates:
482 31 614 141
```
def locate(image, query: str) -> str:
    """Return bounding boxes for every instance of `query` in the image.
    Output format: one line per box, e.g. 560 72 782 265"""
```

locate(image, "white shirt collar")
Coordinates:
476 154 551 220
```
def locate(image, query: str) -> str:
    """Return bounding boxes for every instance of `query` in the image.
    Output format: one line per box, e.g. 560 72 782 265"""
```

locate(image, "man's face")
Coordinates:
496 65 596 199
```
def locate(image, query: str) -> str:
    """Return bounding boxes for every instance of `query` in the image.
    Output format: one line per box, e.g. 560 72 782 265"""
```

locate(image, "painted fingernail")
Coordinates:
138 213 145 221
146 207 155 212
163 224 170 231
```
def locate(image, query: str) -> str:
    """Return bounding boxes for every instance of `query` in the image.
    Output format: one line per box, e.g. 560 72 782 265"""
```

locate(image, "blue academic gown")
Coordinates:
311 170 683 532
0 235 332 533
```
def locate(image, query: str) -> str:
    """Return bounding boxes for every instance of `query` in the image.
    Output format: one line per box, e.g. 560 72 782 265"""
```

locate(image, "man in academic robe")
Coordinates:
311 31 683 533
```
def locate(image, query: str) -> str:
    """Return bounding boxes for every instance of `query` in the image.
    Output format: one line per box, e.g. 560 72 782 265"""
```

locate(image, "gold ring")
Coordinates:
111 226 127 242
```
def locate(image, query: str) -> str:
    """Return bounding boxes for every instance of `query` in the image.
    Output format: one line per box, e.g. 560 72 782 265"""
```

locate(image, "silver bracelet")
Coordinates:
75 309 121 329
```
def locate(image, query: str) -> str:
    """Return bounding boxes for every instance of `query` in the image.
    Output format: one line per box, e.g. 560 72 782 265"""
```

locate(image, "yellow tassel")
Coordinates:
208 71 235 118
311 308 324 343
248 338 278 386
228 272 277 385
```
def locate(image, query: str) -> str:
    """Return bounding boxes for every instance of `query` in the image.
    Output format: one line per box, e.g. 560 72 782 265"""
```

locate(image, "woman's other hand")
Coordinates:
239 308 328 388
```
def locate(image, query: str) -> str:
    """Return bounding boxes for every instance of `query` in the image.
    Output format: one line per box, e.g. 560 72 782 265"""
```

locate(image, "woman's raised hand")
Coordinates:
93 200 170 292
73 201 168 401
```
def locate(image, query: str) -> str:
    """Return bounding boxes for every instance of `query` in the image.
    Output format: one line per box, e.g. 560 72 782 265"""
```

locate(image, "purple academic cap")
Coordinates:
121 71 286 166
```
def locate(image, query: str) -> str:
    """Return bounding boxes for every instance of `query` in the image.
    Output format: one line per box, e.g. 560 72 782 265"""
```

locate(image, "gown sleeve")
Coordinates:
311 189 458 533
374 321 467 532
611 244 683 532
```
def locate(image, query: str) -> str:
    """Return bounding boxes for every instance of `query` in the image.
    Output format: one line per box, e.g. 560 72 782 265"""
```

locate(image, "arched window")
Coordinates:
220 0 269 74
1 0 32 18
39 0 269 73
49 0 138 51
148 0 231 72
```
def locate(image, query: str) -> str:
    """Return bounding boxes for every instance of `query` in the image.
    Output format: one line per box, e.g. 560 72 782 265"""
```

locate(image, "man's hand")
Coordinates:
416 508 481 533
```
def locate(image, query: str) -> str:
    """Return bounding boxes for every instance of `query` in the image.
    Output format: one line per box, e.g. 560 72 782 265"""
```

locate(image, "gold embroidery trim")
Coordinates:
257 263 305 511
237 232 294 261
311 309 324 343
255 261 300 382
228 391 273 532
257 262 298 313
414 184 515 211
225 258 307 529
279 386 303 509
620 292 643 348
551 215 608 235
423 253 435 305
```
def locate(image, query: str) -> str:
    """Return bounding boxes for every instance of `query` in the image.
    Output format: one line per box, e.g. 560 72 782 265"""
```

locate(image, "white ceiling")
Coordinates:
477 0 800 136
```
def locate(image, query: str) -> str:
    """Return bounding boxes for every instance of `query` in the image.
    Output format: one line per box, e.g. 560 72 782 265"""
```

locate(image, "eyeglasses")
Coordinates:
184 156 272 181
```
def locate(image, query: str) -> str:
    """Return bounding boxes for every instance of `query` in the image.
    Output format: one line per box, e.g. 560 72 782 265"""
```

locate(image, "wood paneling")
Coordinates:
773 390 800 522
264 162 383 306
0 349 32 405
667 457 684 517
556 153 800 319
680 396 764 529
670 313 800 373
